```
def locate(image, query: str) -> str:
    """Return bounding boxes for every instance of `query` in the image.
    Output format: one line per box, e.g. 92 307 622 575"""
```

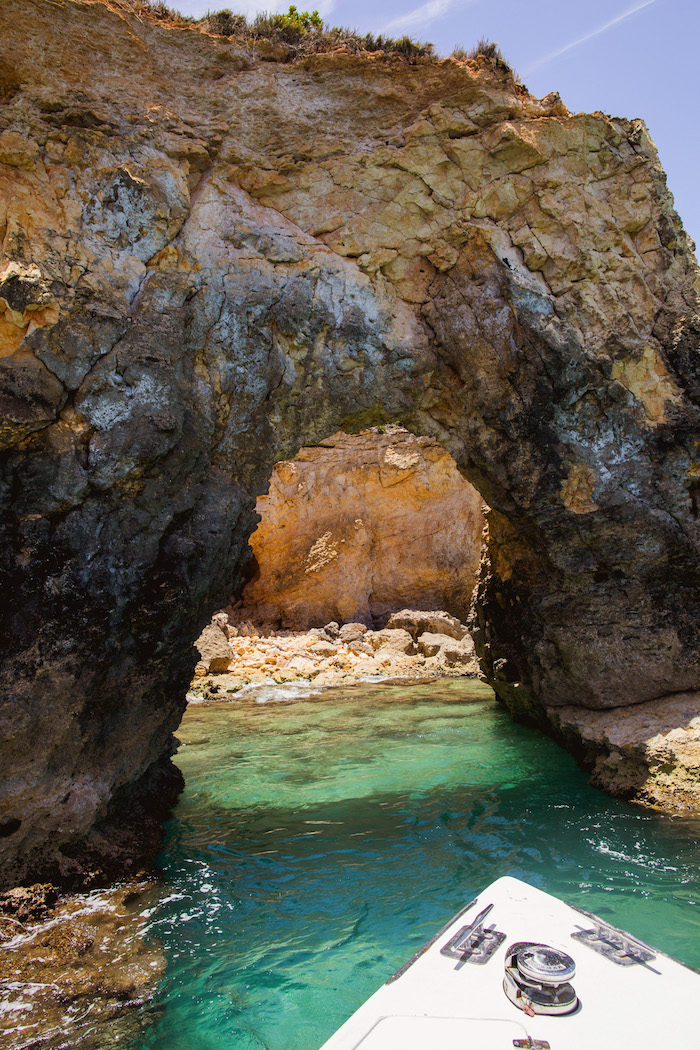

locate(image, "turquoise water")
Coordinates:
132 679 700 1050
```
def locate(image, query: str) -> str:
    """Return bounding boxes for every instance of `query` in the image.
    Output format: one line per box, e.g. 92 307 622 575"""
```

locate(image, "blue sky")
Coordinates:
173 0 699 250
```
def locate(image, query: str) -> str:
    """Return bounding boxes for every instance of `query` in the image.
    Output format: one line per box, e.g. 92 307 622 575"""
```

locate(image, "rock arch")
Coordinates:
1 0 699 885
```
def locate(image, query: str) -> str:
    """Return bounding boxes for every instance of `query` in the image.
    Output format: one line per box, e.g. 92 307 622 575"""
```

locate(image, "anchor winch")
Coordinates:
503 942 579 1016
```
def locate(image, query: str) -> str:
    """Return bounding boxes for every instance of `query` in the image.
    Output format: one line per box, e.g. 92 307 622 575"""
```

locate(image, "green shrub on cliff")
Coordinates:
248 6 324 44
204 6 322 42
197 5 434 60
274 5 324 33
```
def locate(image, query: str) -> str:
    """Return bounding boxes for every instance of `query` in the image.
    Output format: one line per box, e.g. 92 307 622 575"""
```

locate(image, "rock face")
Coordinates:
546 693 700 813
237 429 485 627
1 0 700 883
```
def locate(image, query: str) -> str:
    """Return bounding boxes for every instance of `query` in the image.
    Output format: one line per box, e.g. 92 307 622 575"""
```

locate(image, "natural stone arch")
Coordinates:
1 0 699 885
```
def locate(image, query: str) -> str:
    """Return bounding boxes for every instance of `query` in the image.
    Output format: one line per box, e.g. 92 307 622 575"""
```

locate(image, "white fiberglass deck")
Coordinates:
319 876 698 1050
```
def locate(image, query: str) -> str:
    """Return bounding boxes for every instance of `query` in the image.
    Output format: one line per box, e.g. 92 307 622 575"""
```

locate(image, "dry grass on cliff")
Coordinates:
100 0 191 25
452 38 514 75
197 8 436 61
100 0 517 72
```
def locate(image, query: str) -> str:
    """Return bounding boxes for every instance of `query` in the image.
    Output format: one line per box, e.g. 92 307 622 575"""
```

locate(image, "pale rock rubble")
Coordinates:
192 608 479 696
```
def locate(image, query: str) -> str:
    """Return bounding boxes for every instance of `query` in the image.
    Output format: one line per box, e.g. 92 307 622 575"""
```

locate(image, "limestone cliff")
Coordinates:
237 429 484 628
1 0 700 885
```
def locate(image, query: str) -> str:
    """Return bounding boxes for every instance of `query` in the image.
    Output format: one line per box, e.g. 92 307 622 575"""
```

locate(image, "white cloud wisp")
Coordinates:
523 0 658 76
382 0 459 35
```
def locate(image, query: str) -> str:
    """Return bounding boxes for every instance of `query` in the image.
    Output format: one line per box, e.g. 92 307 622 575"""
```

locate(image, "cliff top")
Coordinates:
1 0 567 168
77 0 508 68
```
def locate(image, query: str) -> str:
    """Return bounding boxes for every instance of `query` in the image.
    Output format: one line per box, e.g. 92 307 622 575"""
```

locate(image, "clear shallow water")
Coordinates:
131 679 700 1050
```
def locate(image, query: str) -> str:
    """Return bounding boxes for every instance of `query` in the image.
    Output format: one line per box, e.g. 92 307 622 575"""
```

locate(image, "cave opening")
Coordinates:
192 425 489 690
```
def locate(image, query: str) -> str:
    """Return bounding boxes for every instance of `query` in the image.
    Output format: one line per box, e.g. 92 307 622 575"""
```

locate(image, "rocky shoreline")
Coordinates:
0 878 164 1050
191 608 481 700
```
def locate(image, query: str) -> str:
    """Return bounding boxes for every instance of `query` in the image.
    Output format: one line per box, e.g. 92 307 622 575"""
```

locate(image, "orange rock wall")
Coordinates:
240 430 485 627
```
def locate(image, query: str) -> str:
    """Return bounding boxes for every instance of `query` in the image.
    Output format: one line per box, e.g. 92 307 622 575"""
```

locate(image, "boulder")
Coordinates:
347 640 374 656
194 624 233 674
307 640 338 657
368 628 415 656
237 622 259 639
441 637 477 668
211 611 236 639
386 610 467 642
416 632 454 658
308 627 334 643
339 622 367 644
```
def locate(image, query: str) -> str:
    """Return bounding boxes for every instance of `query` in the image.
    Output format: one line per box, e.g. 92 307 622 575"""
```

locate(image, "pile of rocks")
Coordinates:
191 609 479 698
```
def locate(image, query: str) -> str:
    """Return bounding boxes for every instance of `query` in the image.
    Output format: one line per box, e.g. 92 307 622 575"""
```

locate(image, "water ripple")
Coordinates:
130 679 700 1050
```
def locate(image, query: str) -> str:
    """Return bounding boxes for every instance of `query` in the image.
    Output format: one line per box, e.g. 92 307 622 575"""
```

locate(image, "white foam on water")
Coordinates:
589 837 680 872
241 680 320 704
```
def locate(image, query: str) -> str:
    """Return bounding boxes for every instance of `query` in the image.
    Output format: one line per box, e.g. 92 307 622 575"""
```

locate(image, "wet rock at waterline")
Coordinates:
0 879 165 1050
2 0 700 886
546 692 700 814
